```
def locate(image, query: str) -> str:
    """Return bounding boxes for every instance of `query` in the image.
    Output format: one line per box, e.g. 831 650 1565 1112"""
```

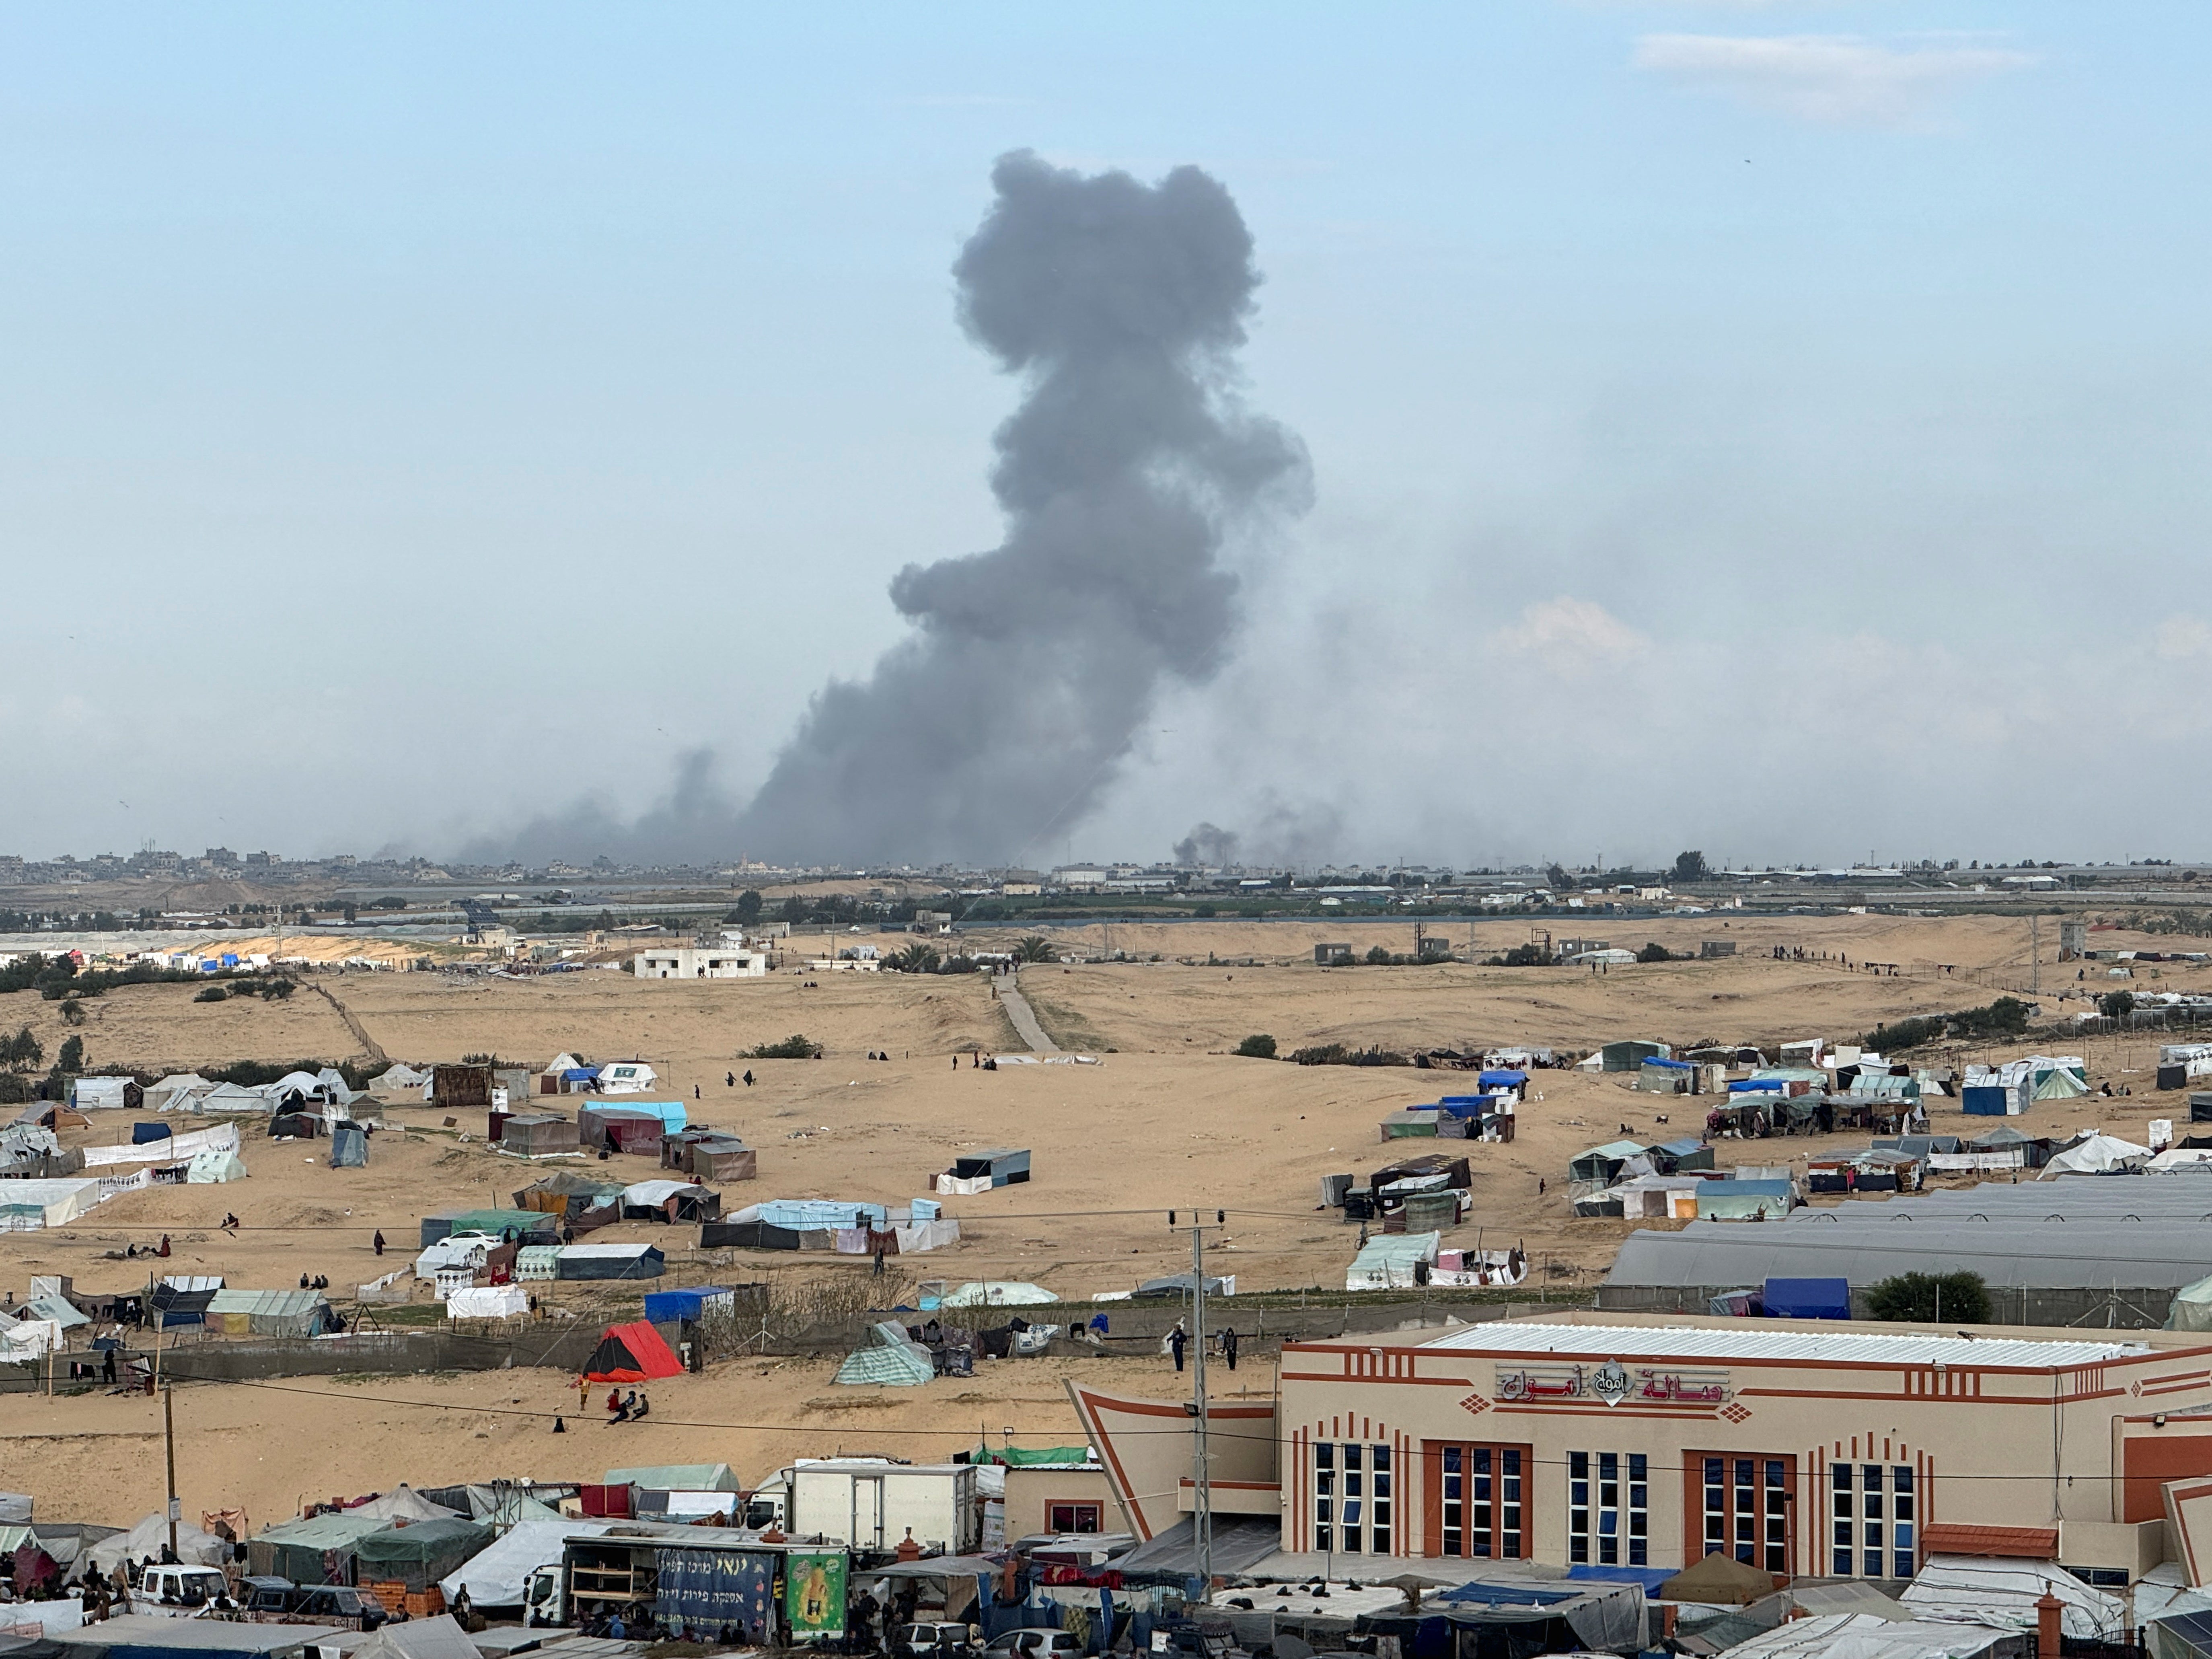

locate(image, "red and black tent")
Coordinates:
584 1320 685 1382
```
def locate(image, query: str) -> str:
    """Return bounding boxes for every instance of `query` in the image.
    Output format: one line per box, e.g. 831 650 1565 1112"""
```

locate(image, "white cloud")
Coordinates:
1633 33 2031 127
1509 596 1652 662
2155 615 2212 660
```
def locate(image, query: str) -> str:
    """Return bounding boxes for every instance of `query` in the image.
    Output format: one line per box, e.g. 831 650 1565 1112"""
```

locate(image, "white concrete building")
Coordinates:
632 947 768 981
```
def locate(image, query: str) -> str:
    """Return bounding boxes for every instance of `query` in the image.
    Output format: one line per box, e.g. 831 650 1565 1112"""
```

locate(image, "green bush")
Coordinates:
747 1034 823 1060
1636 943 1670 963
1233 1034 1277 1059
195 985 230 1003
2101 989 2137 1020
1500 944 1551 967
1866 1270 1990 1324
1289 1043 1409 1068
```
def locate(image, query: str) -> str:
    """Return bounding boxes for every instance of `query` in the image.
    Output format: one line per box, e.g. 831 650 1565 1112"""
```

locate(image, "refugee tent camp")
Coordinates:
205 1288 331 1337
584 1320 685 1381
352 1517 493 1593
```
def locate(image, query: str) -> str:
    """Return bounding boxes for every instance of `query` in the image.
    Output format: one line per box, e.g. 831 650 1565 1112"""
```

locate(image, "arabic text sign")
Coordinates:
1495 1361 1730 1407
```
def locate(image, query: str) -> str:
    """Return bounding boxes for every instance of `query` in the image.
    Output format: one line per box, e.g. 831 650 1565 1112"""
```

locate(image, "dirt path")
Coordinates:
999 970 1057 1053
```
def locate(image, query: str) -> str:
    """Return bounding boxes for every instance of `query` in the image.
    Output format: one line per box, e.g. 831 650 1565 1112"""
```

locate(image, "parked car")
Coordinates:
985 1633 1083 1659
234 1578 386 1630
892 1622 980 1659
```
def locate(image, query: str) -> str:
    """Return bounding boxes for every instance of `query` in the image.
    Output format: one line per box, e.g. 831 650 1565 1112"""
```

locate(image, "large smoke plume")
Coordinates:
730 150 1307 865
492 151 1306 870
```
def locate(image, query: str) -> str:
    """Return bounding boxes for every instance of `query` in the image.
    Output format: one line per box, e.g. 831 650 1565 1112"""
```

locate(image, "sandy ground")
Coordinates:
4 911 2206 1527
0 1350 1252 1529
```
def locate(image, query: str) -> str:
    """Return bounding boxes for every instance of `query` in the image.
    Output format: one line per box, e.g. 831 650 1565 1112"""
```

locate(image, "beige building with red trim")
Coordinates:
1074 1312 2212 1584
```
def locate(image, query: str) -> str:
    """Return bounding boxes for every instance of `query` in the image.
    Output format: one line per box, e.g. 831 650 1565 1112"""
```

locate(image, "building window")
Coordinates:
1310 1441 1393 1554
1832 1464 1915 1579
1569 1452 1647 1567
1425 1442 1525 1560
1047 1502 1102 1534
1694 1453 1793 1574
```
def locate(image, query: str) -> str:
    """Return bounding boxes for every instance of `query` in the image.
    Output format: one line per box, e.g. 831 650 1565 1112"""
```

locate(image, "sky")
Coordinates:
5 3 2209 871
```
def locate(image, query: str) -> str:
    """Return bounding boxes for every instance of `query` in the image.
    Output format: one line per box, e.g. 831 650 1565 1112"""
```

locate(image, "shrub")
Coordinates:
1867 1270 1990 1325
1636 943 1670 964
55 1036 83 1075
747 1034 823 1060
195 986 230 1003
59 998 86 1027
1499 944 1551 967
1365 946 1393 965
1015 936 1054 963
3 1028 41 1071
1862 1014 1945 1053
2101 989 2137 1020
1948 997 2031 1039
1233 1034 1278 1059
1289 1043 1409 1068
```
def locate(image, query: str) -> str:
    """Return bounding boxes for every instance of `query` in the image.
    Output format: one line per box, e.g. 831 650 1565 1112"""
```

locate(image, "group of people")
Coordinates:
1165 1322 1240 1372
121 1236 171 1259
296 1274 331 1291
603 1386 652 1424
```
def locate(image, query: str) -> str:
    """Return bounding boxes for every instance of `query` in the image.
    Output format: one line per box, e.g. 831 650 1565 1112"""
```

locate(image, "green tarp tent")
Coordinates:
248 1512 395 1584
351 1516 493 1592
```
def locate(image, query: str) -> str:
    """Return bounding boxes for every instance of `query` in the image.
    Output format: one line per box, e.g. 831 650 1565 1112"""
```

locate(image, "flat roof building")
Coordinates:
1073 1310 2212 1587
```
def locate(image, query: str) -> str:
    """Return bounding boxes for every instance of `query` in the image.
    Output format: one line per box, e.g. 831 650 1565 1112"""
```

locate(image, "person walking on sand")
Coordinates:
372 1231 384 1257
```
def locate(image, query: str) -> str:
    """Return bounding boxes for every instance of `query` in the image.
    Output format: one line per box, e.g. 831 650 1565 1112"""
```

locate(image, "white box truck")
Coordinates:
749 1459 981 1556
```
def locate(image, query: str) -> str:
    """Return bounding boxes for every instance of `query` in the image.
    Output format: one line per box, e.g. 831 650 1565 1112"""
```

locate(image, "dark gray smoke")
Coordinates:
1174 822 1241 867
481 150 1305 871
730 150 1306 865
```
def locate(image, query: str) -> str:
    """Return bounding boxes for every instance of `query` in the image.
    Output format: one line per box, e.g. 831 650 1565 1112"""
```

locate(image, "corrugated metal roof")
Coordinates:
1608 1219 2212 1290
1421 1320 2150 1369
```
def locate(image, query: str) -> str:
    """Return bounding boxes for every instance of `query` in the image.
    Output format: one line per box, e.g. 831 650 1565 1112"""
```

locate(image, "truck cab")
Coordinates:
522 1562 566 1628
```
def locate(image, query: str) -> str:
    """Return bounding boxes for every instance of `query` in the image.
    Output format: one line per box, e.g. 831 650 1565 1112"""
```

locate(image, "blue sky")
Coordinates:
4 4 2207 868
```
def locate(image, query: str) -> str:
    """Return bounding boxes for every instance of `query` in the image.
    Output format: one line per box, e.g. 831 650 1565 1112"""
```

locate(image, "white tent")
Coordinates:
2039 1134 2152 1178
439 1519 611 1607
343 1485 463 1522
1719 1612 2005 1659
941 1281 1059 1307
348 1615 482 1659
446 1285 529 1320
88 1513 229 1573
0 1319 63 1359
2170 1275 2212 1332
186 1149 249 1183
1901 1556 2124 1641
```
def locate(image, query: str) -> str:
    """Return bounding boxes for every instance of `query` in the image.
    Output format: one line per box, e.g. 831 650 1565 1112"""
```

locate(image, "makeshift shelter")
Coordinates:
579 1106 665 1156
495 1114 579 1157
948 1147 1030 1187
641 1286 737 1322
88 1515 228 1575
2171 1275 2212 1332
206 1289 331 1337
1695 1178 1797 1220
1656 1550 1778 1605
2040 1133 2152 1178
605 1463 740 1494
247 1512 395 1584
941 1282 1058 1307
1569 1141 1646 1184
344 1486 464 1523
620 1179 720 1223
438 1519 611 1609
512 1170 624 1218
269 1112 323 1139
1377 1109 1439 1140
446 1285 529 1320
148 1283 218 1330
664 1131 756 1182
835 1320 936 1386
419 1208 554 1247
1579 1040 1672 1072
584 1320 685 1381
328 1125 367 1168
1649 1139 1716 1175
1902 1556 2123 1641
369 1062 430 1094
346 1615 481 1659
1636 1057 1695 1095
351 1517 493 1593
1346 1231 1441 1291
70 1077 139 1111
186 1148 248 1184
1763 1277 1851 1319
556 1243 665 1280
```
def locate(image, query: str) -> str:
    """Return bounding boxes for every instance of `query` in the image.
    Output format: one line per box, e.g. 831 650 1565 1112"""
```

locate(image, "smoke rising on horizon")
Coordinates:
493 151 1306 870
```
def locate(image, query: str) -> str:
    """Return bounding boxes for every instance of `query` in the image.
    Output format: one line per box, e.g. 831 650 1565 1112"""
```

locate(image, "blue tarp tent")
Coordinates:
132 1122 174 1145
1729 1078 1786 1094
1762 1277 1850 1319
643 1286 735 1322
1478 1069 1529 1091
1963 1085 2014 1116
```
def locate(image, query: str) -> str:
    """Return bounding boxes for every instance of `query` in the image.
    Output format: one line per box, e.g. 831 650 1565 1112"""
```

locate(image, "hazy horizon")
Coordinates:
10 6 2210 872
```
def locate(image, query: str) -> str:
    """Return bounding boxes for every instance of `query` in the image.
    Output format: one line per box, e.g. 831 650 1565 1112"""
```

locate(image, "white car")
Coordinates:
985 1634 1082 1659
412 1230 505 1279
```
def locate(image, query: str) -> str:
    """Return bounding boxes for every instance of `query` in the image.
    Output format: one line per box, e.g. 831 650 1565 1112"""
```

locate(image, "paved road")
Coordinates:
998 969 1058 1053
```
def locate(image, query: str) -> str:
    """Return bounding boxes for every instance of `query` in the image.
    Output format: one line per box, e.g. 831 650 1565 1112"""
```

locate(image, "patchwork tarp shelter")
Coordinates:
206 1288 331 1337
1569 1141 1646 1183
148 1283 218 1329
665 1132 756 1182
186 1148 248 1183
584 1320 685 1381
1696 1178 1797 1220
438 1519 611 1608
328 1125 367 1168
1346 1231 1441 1291
641 1286 736 1322
351 1517 493 1593
247 1511 394 1583
513 1170 623 1217
1902 1556 2123 1641
835 1320 936 1386
2040 1133 2152 1178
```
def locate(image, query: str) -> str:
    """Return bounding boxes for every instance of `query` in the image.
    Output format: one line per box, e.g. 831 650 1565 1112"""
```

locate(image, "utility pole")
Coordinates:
163 1382 179 1556
2031 913 2040 997
1170 1209 1227 1603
